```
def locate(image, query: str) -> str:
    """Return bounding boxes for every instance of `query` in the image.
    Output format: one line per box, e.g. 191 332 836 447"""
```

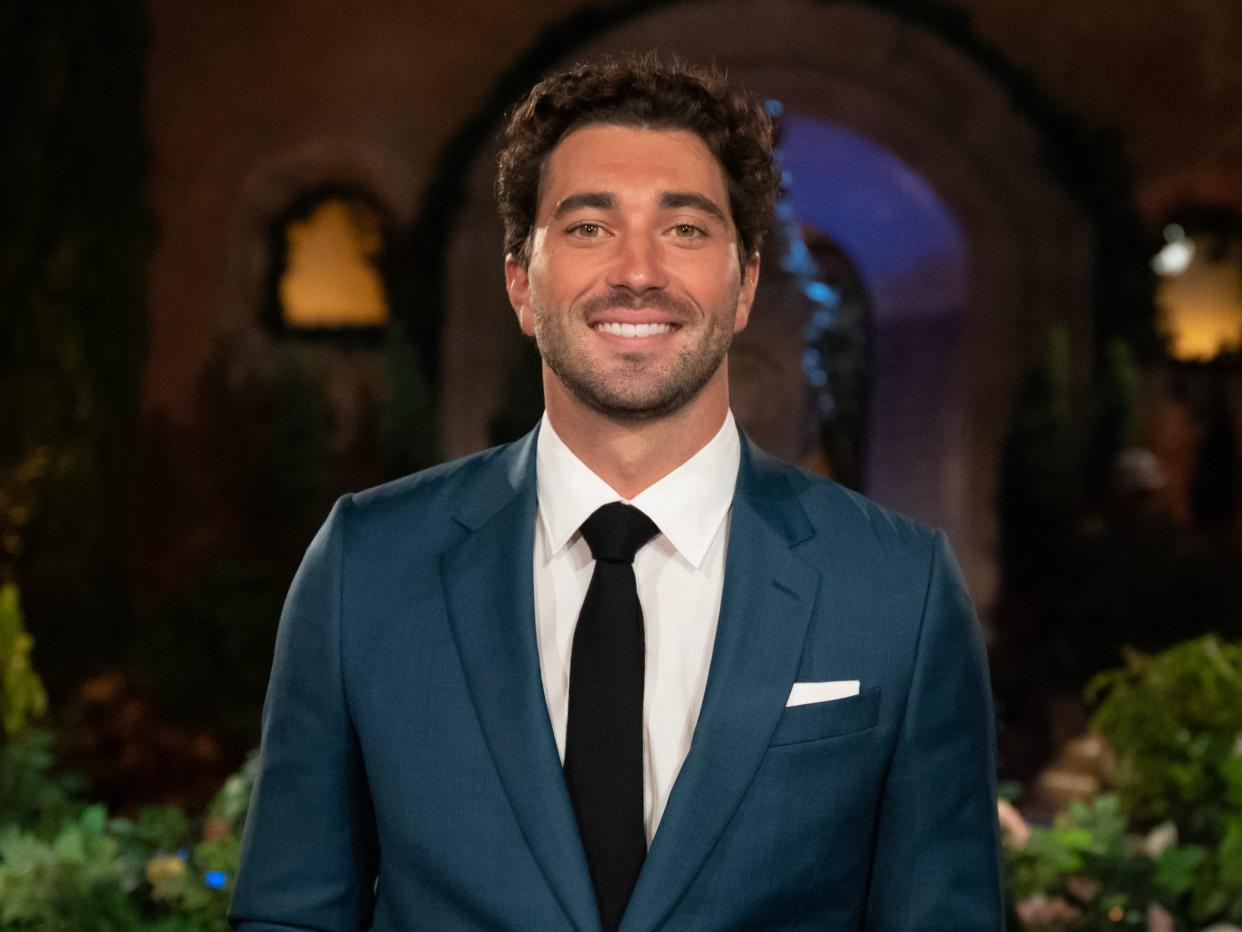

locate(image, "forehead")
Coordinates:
538 124 729 217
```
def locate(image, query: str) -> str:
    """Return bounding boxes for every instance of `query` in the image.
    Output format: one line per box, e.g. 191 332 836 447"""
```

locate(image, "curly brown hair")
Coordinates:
496 54 780 268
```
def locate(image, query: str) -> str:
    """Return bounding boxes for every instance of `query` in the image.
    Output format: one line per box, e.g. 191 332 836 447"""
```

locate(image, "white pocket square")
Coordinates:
786 680 861 707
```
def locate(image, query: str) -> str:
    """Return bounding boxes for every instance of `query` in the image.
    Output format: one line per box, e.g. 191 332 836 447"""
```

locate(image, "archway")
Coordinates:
434 0 1095 608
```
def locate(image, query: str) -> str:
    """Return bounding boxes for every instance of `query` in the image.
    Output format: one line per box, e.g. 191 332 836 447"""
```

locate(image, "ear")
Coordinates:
504 254 536 336
732 252 761 334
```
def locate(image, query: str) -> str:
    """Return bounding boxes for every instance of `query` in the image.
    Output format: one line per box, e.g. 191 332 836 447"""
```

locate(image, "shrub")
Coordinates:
1007 636 1242 928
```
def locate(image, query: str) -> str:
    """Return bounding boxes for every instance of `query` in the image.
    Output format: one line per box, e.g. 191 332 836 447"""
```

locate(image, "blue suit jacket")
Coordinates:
230 427 1003 930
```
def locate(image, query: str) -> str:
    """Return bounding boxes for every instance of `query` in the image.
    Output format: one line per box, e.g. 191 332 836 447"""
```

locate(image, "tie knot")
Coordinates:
580 502 659 564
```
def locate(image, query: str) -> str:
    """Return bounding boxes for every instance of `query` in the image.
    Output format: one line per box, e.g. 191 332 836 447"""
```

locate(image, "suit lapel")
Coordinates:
440 429 600 932
619 437 821 932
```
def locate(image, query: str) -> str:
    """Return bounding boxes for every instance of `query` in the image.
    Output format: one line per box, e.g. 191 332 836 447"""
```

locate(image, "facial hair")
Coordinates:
532 287 738 421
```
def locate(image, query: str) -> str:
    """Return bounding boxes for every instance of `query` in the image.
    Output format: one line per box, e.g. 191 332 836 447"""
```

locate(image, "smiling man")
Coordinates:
505 122 755 494
231 56 1003 932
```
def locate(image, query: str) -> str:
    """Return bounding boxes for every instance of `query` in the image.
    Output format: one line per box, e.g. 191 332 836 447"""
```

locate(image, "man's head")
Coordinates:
497 55 780 271
498 56 780 424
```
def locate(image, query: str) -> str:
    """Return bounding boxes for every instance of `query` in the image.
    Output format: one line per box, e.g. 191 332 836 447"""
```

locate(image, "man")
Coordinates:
231 56 1003 931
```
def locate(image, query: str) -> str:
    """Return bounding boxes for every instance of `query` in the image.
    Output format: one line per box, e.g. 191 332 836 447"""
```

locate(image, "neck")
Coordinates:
543 367 730 500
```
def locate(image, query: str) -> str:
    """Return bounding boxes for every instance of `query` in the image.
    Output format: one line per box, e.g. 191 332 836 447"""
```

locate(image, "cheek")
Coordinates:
691 274 742 318
534 256 598 308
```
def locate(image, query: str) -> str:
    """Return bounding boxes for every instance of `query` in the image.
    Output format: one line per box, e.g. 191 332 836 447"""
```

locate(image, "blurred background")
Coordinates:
3 0 1242 926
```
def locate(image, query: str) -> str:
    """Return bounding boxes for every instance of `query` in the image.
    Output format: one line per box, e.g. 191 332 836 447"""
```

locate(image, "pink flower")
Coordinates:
998 799 1031 848
1016 894 1081 926
1146 904 1175 932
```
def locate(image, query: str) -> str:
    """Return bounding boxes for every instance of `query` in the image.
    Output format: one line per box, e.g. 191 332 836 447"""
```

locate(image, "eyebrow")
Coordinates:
659 191 727 222
550 190 729 223
552 192 616 218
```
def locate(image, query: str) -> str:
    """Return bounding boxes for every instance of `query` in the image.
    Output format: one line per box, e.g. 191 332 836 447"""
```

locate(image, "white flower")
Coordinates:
1142 821 1178 857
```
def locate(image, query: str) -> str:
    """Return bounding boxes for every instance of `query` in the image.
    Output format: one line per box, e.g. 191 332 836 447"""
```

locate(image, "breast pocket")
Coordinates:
768 687 881 747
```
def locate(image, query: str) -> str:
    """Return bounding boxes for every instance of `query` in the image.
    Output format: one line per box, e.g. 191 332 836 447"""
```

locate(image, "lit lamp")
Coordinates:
1153 222 1242 362
278 197 389 330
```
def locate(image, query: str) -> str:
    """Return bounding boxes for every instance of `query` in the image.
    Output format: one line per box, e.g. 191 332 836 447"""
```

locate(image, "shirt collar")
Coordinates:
535 410 740 569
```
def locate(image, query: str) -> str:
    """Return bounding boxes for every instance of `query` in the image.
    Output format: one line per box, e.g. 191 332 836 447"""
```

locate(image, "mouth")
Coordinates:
592 321 680 339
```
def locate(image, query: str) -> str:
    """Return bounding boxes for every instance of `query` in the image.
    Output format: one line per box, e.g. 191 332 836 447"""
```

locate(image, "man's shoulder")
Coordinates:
334 436 532 543
749 448 962 627
351 441 517 507
746 442 941 558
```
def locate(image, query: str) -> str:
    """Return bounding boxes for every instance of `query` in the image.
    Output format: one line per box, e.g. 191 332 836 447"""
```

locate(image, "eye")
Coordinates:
568 222 603 237
673 223 706 238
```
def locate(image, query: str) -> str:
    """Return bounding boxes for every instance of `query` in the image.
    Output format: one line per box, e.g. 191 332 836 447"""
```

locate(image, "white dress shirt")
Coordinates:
533 410 740 844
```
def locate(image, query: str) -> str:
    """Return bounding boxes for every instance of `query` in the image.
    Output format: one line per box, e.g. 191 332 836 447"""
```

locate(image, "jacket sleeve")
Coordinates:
863 530 1004 931
230 496 379 931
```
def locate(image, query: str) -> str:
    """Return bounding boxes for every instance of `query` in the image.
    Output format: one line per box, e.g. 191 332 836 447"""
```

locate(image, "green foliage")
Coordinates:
0 584 47 739
1088 637 1242 835
203 753 257 832
1008 637 1242 928
1006 796 1235 930
1088 636 1242 924
0 729 87 840
1007 795 1167 930
0 616 256 929
0 755 255 931
0 806 140 931
0 801 240 932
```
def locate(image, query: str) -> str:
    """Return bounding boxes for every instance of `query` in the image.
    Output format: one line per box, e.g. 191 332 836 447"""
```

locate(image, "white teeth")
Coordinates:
594 322 675 337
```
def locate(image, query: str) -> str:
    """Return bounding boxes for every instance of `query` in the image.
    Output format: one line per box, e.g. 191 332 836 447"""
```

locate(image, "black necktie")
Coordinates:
564 502 660 932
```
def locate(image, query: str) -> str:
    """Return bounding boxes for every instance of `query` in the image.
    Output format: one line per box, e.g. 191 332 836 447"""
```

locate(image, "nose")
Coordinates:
607 229 668 292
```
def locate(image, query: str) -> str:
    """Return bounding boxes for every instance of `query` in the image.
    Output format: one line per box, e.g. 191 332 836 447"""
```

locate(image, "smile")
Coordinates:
592 322 678 338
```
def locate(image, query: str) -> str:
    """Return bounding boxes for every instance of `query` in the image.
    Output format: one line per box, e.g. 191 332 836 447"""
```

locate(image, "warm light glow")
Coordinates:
1158 235 1242 361
1152 239 1194 276
1153 224 1195 277
279 198 388 328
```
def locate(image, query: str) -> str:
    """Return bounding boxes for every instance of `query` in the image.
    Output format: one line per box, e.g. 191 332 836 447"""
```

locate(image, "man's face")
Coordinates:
505 124 759 421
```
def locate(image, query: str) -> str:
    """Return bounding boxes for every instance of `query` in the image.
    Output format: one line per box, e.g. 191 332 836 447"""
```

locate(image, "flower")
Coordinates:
204 869 228 890
1146 904 1175 932
1065 876 1100 903
147 854 187 900
997 799 1031 848
1142 822 1178 857
1016 894 1081 925
202 816 230 842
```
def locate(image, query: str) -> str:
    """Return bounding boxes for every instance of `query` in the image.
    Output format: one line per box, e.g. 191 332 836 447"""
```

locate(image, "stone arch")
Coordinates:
437 0 1094 609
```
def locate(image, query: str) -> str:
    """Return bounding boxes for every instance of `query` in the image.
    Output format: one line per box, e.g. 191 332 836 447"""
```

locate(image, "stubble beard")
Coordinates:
532 290 738 422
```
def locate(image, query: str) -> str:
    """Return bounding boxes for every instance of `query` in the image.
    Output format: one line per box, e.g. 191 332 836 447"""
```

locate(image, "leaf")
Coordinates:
1155 844 1207 895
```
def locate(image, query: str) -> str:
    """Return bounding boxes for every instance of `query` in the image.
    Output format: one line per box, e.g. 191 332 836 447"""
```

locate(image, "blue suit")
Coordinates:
230 426 1003 930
